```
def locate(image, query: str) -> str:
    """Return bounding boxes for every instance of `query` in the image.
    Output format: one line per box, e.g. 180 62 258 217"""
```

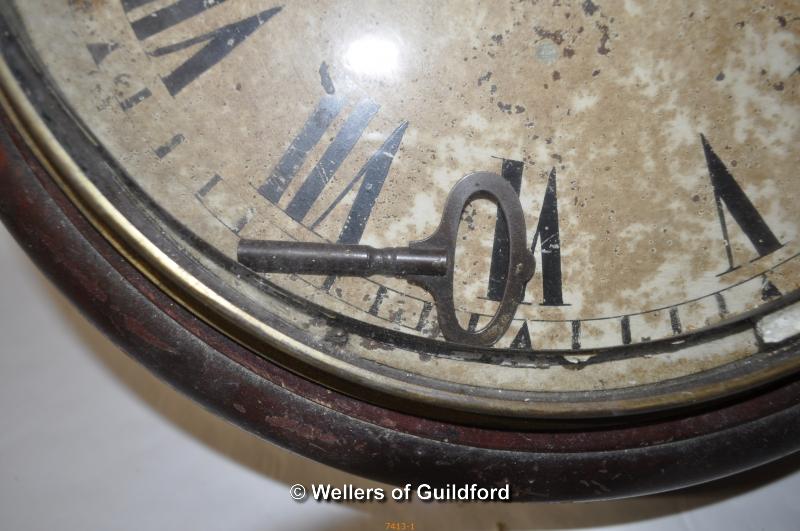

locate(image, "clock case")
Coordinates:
2 12 800 502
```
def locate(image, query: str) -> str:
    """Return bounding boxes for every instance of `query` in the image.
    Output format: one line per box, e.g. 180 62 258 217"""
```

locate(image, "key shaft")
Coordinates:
238 239 448 277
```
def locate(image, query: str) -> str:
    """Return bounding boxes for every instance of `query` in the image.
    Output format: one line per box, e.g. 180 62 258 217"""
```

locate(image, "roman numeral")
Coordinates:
87 42 119 65
259 96 408 246
154 133 184 158
510 321 533 349
533 168 566 306
284 99 380 223
700 134 783 275
259 96 344 203
487 159 524 300
715 293 729 318
122 0 159 13
486 160 566 306
119 87 152 111
125 1 281 96
669 307 682 335
620 315 632 345
415 301 433 332
368 286 388 316
121 0 157 12
571 320 581 350
127 0 230 40
314 121 409 244
761 275 781 300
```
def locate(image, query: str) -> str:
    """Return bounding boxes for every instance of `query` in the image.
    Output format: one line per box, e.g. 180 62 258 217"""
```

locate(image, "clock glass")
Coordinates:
1 0 799 423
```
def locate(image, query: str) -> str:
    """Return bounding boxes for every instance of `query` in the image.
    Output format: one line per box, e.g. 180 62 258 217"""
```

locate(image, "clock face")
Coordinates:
2 0 799 421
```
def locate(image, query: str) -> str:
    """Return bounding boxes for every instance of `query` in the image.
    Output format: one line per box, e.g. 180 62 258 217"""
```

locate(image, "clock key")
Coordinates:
237 240 447 277
237 172 534 346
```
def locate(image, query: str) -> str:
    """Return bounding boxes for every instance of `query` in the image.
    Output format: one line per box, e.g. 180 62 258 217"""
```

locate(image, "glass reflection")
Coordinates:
343 36 400 77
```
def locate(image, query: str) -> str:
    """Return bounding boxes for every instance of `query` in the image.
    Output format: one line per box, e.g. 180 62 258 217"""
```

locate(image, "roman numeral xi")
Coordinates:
122 0 281 96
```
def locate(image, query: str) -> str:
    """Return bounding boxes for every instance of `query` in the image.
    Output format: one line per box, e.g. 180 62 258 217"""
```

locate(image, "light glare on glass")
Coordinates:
344 36 399 77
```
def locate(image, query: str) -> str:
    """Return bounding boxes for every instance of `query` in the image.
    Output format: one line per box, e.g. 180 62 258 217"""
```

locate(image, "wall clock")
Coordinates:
1 0 799 501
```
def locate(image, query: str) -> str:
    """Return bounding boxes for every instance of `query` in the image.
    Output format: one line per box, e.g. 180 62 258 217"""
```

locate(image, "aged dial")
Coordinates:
1 0 799 499
4 0 800 416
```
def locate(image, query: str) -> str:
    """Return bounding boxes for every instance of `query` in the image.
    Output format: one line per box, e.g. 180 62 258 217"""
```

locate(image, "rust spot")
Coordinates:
597 23 612 55
534 26 564 45
582 0 600 16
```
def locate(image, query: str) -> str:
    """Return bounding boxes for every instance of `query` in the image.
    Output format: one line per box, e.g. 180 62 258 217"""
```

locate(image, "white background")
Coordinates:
1 225 799 531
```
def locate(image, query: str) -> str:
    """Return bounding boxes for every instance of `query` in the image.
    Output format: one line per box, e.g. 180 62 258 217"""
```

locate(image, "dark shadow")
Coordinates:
26 248 800 530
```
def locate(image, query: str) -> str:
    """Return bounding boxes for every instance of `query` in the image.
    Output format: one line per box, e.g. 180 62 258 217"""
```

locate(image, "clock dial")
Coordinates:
2 0 799 420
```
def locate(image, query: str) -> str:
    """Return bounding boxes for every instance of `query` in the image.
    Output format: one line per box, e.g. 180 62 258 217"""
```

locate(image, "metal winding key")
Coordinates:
238 172 535 346
238 241 448 277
